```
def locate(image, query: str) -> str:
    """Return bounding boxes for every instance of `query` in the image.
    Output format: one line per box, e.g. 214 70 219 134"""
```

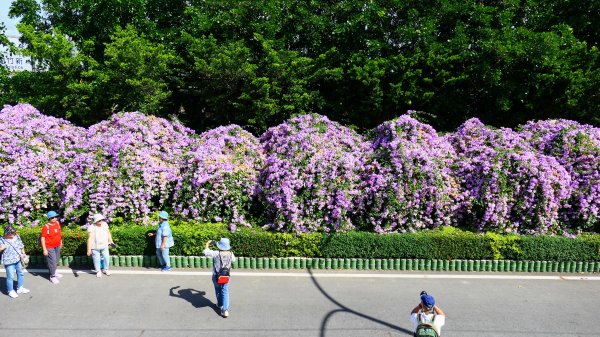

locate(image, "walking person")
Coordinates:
87 213 115 277
41 211 63 284
203 238 236 318
0 225 30 298
147 211 173 271
410 291 446 336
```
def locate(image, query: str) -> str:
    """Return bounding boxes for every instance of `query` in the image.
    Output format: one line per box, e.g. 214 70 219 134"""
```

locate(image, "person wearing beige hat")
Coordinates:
86 213 115 277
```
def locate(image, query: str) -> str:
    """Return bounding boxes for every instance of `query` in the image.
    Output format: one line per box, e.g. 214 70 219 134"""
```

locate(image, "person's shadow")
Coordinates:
169 286 220 314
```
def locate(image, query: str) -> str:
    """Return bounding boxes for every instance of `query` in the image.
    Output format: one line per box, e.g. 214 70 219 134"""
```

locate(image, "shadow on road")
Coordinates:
307 268 413 337
169 286 220 314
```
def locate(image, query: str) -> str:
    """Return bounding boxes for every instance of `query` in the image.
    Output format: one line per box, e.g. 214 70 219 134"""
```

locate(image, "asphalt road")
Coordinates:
0 268 599 337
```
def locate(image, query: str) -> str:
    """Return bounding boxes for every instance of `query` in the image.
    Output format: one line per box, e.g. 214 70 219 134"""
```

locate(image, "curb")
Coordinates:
25 256 600 274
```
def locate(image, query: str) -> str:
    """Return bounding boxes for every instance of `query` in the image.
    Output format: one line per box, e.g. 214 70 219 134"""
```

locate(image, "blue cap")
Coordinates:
47 211 58 219
216 238 231 250
158 211 169 220
421 294 435 309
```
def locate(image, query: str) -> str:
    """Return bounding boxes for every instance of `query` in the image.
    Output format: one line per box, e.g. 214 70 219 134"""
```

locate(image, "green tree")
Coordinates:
2 24 83 121
71 25 179 121
3 0 599 132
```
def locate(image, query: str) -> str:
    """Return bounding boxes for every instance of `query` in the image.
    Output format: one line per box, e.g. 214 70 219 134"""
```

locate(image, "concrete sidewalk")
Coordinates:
1 267 599 337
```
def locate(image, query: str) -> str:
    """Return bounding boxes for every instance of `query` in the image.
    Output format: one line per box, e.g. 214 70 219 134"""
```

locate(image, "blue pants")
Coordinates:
212 274 230 310
91 247 110 271
5 261 24 292
156 247 170 267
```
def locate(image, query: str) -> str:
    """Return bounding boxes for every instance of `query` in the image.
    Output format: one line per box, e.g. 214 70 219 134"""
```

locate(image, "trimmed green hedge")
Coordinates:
7 224 600 261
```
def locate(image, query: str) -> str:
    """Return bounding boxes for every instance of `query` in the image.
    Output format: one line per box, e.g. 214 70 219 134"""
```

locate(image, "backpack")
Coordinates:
414 323 439 337
217 251 231 284
414 311 440 337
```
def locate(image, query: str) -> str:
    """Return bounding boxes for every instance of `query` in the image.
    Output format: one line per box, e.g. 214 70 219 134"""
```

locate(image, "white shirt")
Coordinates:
88 222 110 249
410 311 446 335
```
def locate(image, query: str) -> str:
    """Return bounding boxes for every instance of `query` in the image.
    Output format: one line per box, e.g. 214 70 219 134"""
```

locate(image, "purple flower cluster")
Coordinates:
173 125 265 231
447 119 572 234
258 114 371 233
520 119 600 230
363 116 460 233
1 104 598 234
0 104 86 226
61 112 195 225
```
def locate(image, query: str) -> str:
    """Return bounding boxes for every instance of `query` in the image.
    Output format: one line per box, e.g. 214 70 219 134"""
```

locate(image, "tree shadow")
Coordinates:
307 268 413 337
169 286 220 314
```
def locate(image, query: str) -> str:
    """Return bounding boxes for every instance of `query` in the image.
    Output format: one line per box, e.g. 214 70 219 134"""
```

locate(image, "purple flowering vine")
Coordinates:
447 118 572 234
61 111 195 224
363 115 460 233
520 119 600 231
173 125 265 231
258 114 371 233
0 104 86 226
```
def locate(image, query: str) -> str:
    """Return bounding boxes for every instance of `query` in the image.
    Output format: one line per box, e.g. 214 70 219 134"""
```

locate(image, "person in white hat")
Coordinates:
204 238 236 318
86 213 115 277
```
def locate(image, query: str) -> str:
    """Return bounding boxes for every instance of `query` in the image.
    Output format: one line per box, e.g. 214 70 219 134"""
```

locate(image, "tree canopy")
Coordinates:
1 0 598 134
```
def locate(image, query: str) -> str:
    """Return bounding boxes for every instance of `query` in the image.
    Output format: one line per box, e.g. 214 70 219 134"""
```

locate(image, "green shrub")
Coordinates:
519 235 600 261
426 227 492 260
484 232 522 259
4 222 600 261
171 222 229 255
110 226 155 256
321 227 493 259
228 229 322 257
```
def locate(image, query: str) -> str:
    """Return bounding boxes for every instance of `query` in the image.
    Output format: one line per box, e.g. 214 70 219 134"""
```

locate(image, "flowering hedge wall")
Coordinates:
520 119 600 231
363 116 460 233
61 112 195 225
1 104 598 235
447 119 572 234
258 114 371 233
173 125 265 231
0 104 86 226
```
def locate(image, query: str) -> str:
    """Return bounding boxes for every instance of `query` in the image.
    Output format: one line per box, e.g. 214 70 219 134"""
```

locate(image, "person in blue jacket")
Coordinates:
147 211 174 271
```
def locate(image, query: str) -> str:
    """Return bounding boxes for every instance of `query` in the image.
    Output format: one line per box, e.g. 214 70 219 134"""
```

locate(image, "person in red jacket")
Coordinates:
41 211 63 284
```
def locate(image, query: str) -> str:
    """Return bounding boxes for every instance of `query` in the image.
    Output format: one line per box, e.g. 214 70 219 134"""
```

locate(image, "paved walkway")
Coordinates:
1 267 599 337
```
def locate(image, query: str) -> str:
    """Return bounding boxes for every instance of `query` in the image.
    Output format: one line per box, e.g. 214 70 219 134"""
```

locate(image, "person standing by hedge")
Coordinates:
203 238 236 318
41 211 63 284
147 211 174 272
0 225 30 298
87 213 115 278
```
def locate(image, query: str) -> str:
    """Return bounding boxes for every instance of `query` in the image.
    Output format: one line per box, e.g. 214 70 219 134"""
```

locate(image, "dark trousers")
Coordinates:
45 246 61 277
